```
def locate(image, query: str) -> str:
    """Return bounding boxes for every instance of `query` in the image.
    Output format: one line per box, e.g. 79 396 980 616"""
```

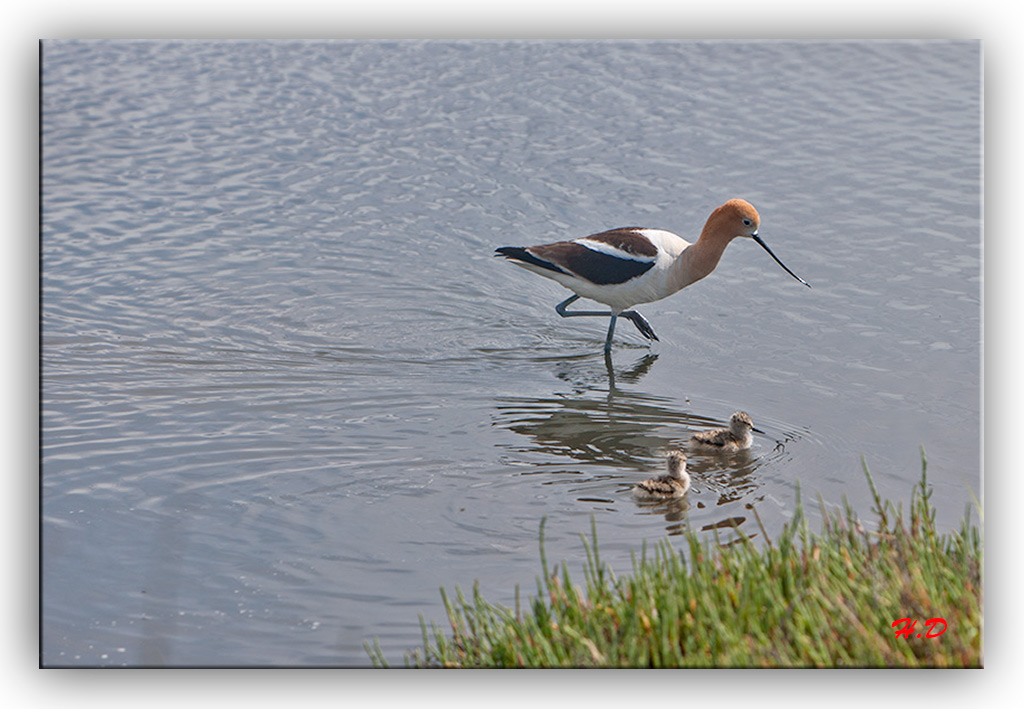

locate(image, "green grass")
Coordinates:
367 453 981 668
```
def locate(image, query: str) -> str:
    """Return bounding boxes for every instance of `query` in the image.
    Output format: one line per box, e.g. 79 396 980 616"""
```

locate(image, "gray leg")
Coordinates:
555 295 656 351
604 315 618 353
555 294 579 316
555 294 608 318
620 310 659 341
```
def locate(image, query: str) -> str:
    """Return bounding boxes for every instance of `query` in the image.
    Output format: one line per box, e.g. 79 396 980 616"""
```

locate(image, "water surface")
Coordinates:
41 40 981 666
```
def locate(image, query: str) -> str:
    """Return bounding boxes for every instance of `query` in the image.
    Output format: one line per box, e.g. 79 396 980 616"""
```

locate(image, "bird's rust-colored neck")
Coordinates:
668 200 755 293
669 229 735 292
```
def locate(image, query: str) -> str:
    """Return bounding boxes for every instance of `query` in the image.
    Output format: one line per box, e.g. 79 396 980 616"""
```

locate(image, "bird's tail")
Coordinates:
494 246 565 275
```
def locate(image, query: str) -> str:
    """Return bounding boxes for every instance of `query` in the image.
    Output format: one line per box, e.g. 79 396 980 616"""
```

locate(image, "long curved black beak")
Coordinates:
752 426 766 435
752 234 811 288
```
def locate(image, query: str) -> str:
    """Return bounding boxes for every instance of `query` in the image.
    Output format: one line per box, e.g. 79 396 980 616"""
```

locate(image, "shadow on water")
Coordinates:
492 349 802 536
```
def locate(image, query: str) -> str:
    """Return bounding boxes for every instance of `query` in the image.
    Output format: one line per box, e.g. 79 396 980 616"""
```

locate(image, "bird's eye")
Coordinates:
742 219 752 227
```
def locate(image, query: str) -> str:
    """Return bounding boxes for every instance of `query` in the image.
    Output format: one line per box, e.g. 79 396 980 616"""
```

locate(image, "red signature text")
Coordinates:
891 617 947 639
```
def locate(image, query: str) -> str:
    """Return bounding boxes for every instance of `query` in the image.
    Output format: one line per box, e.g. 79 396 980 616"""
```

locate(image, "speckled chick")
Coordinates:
632 450 690 501
688 411 757 453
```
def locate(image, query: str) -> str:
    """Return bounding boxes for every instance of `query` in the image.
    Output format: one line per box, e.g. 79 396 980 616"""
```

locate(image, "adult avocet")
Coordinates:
495 199 809 352
688 411 762 453
631 450 690 501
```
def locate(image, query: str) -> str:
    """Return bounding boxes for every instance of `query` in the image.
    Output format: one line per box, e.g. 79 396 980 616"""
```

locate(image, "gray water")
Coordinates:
41 40 981 667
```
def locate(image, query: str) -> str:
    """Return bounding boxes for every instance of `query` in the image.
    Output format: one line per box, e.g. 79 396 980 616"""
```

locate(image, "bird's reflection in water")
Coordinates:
602 350 658 389
495 352 680 472
493 350 787 536
686 448 760 506
632 495 691 535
